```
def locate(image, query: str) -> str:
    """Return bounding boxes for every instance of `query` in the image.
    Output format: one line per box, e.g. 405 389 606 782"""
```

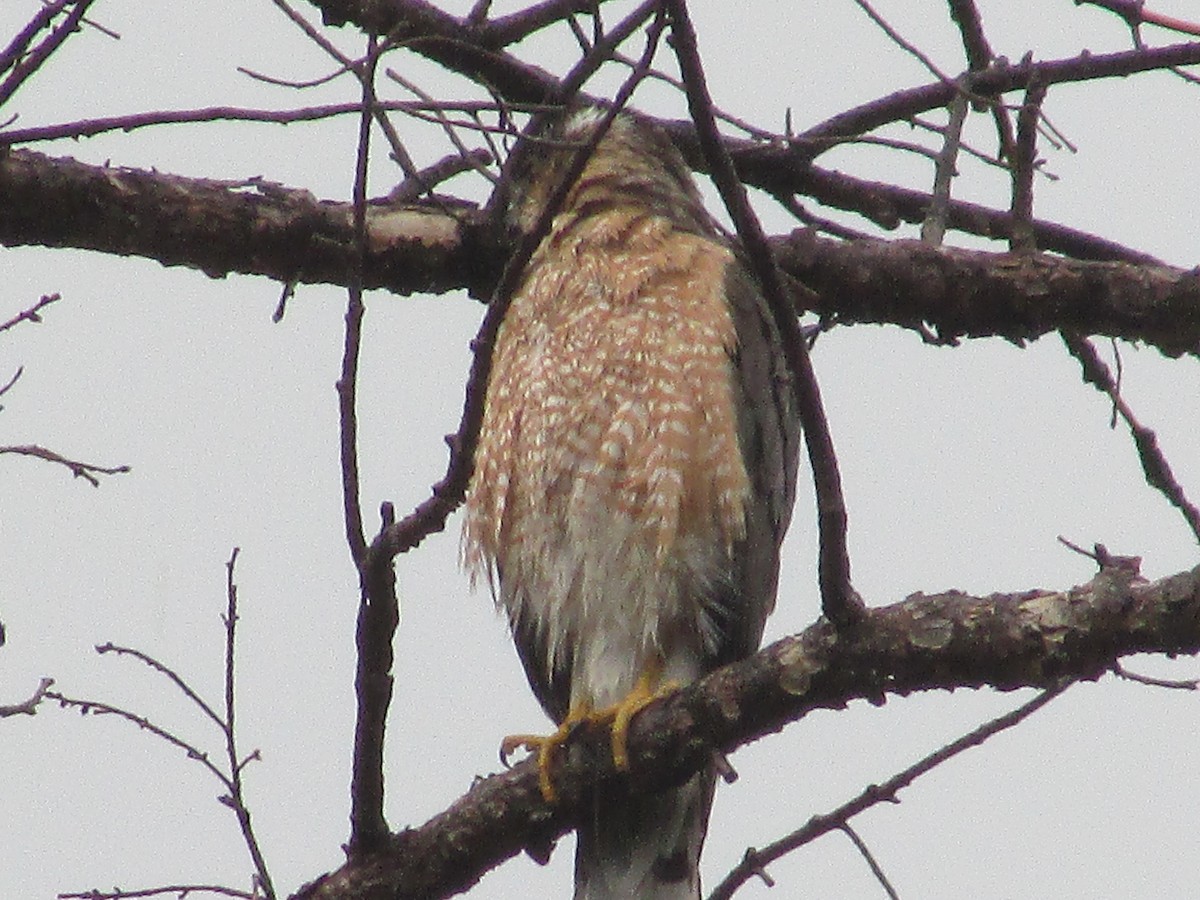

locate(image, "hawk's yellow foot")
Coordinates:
499 670 679 803
501 704 594 804
605 669 681 772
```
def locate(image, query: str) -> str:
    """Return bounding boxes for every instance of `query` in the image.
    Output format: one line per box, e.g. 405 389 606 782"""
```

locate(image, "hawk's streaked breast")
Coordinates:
463 112 752 716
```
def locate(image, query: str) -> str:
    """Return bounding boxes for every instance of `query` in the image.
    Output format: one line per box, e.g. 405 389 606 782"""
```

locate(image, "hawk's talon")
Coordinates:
501 706 592 804
499 733 543 768
608 671 680 772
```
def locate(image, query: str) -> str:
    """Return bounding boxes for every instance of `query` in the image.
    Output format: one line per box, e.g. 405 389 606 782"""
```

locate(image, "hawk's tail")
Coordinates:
574 766 715 900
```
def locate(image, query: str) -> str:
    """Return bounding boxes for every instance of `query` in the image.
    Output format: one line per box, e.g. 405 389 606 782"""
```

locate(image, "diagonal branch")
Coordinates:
664 0 860 626
1062 334 1200 541
707 681 1069 899
292 562 1200 900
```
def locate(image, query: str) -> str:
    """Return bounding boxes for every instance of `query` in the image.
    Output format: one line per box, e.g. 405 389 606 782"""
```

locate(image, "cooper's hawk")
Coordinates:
463 107 801 899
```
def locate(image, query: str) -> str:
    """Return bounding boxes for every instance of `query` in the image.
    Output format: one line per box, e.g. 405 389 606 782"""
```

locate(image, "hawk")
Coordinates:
463 107 801 899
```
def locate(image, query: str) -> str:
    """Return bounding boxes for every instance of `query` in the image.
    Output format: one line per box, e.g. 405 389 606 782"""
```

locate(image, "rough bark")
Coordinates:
293 563 1200 900
3 149 1197 356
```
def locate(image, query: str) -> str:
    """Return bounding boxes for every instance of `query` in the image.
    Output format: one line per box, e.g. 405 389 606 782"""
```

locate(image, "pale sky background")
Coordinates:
3 2 1199 898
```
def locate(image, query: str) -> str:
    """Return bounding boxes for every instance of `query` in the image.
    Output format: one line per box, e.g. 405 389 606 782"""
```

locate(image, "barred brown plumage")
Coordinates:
463 106 801 900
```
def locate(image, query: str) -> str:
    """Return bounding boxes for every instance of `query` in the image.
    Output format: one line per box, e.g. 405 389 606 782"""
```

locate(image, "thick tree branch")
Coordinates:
293 563 1200 900
0 149 497 298
775 232 1200 357
3 150 1196 355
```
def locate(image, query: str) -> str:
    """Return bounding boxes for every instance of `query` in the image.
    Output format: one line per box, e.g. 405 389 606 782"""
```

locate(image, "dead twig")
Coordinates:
0 677 54 717
0 444 129 487
706 682 1071 899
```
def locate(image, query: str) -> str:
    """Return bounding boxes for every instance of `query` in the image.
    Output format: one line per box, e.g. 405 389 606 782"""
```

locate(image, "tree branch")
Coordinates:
4 150 1196 355
774 233 1200 357
0 443 130 486
0 677 54 717
292 562 1200 900
0 148 497 297
707 681 1069 900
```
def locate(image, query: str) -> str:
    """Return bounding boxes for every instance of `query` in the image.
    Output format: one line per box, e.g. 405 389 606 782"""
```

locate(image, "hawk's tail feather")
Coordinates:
574 766 715 900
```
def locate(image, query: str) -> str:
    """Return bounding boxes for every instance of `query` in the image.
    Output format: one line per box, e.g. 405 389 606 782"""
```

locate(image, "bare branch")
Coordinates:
46 690 233 788
3 148 1196 355
221 549 276 900
707 683 1069 899
852 0 959 87
772 233 1199 356
95 643 224 730
0 365 21 399
1080 0 1200 38
0 99 507 145
1061 334 1200 541
1009 79 1047 253
1112 661 1199 690
837 824 900 900
0 0 99 108
0 677 54 717
295 563 1200 900
58 886 255 900
0 443 130 487
344 35 392 858
798 41 1200 148
920 88 969 246
0 291 59 332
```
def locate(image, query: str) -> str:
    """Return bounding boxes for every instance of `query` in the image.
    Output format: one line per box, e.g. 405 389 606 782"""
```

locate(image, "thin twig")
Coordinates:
852 0 960 87
58 885 255 900
95 643 223 729
0 0 97 107
222 549 275 900
1009 79 1047 253
345 35 391 858
53 552 272 899
0 1 68 79
706 682 1071 900
238 62 351 90
0 443 130 487
0 292 59 332
666 0 862 627
0 100 508 145
920 89 968 246
46 690 232 788
0 365 23 399
798 41 1200 150
839 823 900 900
1061 333 1200 543
1112 661 1199 690
1080 0 1200 38
386 148 495 202
0 676 54 717
385 67 499 189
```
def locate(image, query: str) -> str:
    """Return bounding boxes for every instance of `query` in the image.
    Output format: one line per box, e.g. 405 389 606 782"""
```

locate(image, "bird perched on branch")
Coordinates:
463 106 801 899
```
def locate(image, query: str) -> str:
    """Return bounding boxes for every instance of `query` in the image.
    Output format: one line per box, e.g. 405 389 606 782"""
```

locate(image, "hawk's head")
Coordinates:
500 106 715 240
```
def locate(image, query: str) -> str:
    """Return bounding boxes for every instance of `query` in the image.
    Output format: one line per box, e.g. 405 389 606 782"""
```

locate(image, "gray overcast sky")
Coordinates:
3 2 1199 898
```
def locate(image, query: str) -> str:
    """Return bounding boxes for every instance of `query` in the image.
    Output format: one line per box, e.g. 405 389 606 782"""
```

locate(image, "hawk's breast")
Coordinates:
463 206 751 713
